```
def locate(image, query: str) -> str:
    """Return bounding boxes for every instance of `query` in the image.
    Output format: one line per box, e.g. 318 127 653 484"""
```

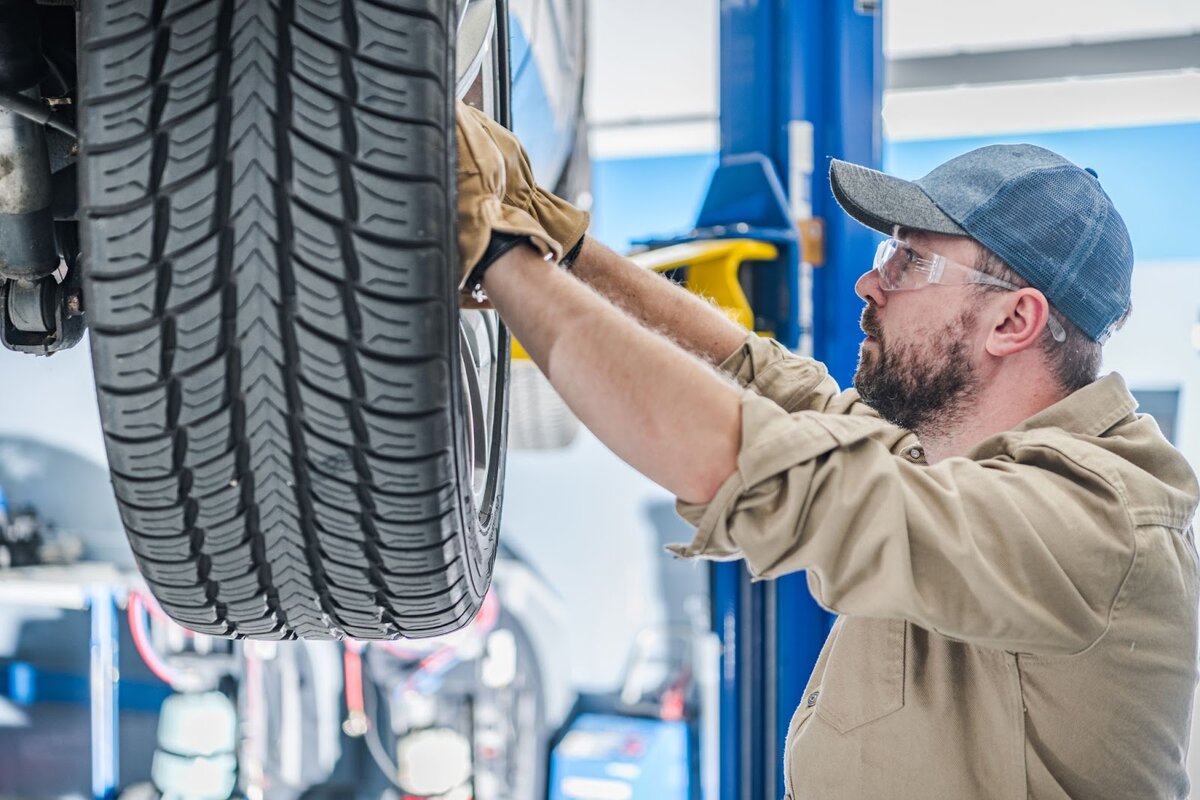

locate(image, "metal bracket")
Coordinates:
0 251 85 355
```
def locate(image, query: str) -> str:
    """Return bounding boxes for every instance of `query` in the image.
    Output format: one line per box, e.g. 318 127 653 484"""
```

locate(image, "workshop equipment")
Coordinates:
549 714 691 800
0 2 84 355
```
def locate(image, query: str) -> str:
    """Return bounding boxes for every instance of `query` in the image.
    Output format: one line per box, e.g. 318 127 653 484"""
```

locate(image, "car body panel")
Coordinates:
510 0 586 188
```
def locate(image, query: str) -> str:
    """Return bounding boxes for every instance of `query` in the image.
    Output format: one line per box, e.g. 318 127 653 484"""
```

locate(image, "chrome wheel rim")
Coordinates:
458 309 501 513
456 0 497 99
456 11 505 519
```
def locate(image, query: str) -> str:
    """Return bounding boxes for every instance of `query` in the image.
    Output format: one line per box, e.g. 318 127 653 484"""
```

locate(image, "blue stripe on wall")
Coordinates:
590 153 719 252
885 123 1200 264
589 123 1199 264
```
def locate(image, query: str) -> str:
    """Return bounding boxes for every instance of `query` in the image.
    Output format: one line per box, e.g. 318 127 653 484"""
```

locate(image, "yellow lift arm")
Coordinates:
512 238 778 359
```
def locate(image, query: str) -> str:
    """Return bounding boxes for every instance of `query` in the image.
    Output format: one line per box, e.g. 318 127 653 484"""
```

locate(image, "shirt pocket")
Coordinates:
815 617 906 733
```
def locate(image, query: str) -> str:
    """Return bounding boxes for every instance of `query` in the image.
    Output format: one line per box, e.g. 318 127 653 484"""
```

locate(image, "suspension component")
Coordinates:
0 3 58 280
0 4 84 355
0 270 85 355
0 225 85 355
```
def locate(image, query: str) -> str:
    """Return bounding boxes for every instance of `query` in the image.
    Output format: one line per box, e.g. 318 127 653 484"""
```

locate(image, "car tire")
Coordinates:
78 0 508 640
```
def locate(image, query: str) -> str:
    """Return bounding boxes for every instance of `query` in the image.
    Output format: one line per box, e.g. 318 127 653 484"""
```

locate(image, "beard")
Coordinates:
853 305 981 436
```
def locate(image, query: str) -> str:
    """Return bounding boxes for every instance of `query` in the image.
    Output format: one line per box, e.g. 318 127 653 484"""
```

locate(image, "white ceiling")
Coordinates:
884 72 1200 140
585 0 718 127
883 0 1200 139
885 0 1200 57
584 0 1200 155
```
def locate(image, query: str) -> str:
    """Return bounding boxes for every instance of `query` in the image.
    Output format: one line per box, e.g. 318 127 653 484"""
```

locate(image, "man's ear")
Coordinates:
985 288 1051 357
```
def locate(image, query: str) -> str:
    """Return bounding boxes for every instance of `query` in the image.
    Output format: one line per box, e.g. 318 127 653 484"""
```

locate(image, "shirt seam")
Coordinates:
1009 373 1136 439
1128 510 1198 529
1011 652 1030 800
1019 454 1139 661
1083 401 1137 439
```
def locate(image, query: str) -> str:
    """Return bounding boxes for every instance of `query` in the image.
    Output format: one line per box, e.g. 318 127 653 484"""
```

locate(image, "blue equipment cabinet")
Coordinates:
548 713 691 800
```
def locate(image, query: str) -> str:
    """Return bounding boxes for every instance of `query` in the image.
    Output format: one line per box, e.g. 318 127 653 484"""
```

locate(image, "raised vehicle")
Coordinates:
0 0 588 639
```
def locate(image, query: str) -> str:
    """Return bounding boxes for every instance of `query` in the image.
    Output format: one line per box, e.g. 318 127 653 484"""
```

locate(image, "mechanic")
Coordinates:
453 103 1200 799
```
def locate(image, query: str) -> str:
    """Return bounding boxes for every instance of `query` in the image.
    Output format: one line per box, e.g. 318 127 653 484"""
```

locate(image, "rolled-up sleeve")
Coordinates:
718 334 916 442
669 392 848 556
717 335 838 410
717 335 827 397
668 391 1135 655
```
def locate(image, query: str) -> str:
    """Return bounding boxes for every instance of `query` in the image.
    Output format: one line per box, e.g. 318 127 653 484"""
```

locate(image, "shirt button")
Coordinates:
806 690 820 708
908 447 923 460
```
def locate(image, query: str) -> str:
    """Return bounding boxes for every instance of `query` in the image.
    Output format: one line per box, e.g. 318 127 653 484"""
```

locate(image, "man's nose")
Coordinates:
855 269 886 307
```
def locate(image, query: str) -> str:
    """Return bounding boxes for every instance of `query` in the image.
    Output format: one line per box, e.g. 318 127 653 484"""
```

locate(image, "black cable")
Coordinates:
0 86 77 138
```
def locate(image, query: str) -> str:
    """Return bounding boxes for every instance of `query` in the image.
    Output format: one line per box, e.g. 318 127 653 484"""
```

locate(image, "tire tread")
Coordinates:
81 0 493 640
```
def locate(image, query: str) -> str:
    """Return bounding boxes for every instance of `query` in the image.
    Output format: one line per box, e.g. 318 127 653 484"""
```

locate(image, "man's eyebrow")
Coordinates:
896 227 932 254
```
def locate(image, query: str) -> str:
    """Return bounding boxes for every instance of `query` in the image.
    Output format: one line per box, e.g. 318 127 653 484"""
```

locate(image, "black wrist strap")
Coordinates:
462 231 531 299
560 235 586 270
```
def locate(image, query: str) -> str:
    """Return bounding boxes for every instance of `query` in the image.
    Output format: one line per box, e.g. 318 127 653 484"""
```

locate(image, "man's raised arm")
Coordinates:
568 237 749 366
482 244 743 505
458 102 748 365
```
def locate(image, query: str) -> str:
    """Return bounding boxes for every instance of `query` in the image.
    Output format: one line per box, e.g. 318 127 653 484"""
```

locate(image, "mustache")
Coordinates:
860 307 883 340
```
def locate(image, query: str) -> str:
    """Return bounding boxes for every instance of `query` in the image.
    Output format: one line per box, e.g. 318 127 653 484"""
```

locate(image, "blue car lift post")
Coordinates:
703 2 883 798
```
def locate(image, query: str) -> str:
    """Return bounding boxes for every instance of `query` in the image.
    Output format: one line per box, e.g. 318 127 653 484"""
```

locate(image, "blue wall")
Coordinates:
883 123 1200 264
590 123 1200 263
591 153 719 251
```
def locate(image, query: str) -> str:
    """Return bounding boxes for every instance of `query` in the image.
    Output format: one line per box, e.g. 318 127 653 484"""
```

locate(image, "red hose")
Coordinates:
128 592 185 688
343 642 365 717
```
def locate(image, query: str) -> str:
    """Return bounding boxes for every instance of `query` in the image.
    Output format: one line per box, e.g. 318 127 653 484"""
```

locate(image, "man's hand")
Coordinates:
458 103 590 257
456 101 562 295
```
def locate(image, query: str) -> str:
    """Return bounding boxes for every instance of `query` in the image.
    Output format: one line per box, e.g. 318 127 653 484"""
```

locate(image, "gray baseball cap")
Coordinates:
829 144 1133 342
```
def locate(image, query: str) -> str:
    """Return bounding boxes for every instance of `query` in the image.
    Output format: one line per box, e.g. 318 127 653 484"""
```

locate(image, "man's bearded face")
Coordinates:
853 304 981 435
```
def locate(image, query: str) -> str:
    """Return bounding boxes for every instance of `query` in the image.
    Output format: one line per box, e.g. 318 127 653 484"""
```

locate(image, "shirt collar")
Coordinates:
1011 372 1137 438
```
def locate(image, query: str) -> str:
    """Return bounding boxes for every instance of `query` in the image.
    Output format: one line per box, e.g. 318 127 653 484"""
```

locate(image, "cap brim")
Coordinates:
829 159 966 237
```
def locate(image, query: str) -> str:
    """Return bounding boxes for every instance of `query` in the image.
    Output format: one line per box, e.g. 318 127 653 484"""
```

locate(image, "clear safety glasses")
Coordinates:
872 237 1067 343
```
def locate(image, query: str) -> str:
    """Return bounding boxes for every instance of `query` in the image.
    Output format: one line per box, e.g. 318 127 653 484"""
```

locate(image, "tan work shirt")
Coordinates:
669 335 1200 800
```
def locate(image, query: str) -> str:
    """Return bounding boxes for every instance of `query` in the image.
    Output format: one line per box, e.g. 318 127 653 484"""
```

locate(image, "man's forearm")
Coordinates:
569 237 749 366
483 244 742 504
